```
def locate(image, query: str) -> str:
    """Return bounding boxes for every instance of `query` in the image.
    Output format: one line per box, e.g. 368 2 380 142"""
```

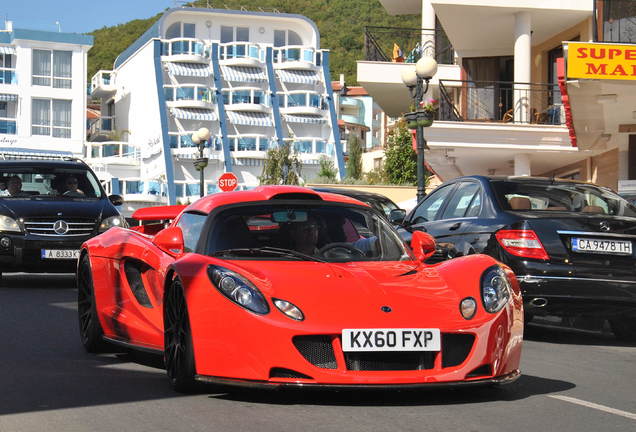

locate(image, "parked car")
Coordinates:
311 187 401 220
0 158 125 282
395 175 636 340
78 185 522 392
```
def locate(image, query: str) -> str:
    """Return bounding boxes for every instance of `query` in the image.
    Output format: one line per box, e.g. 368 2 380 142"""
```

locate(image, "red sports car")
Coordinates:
77 186 523 392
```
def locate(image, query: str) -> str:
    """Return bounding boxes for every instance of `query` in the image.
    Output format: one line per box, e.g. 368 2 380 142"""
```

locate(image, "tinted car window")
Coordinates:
411 184 454 222
178 212 207 253
491 180 636 217
0 168 103 199
441 182 480 219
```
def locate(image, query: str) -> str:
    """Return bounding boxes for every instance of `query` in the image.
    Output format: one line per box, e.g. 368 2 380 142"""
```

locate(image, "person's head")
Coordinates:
288 216 320 254
7 176 22 196
0 178 6 191
65 176 79 191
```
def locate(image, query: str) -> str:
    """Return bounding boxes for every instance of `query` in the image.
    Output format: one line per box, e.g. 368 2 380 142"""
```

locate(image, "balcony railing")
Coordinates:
168 133 217 149
161 38 208 58
280 92 324 109
222 88 269 107
164 85 215 104
87 142 140 163
438 80 565 125
219 42 265 62
227 135 272 152
364 24 454 65
0 69 16 85
596 0 636 43
282 137 329 154
0 118 17 134
273 46 321 66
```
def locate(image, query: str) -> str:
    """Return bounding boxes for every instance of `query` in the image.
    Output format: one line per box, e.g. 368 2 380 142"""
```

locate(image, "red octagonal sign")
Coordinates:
218 172 238 192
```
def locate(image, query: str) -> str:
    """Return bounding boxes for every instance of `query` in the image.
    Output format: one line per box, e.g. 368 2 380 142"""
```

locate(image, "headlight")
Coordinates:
99 215 128 232
207 265 269 314
481 265 511 313
0 215 21 233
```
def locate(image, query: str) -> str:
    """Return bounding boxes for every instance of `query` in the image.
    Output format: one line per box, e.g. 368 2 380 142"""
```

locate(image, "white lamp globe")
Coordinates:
401 68 418 87
197 127 211 141
191 131 201 144
416 56 438 79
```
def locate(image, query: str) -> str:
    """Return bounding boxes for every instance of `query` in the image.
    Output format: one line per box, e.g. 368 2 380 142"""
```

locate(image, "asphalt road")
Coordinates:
0 273 634 432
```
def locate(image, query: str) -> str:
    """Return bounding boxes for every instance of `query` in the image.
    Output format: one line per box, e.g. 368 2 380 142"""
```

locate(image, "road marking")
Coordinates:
549 395 636 421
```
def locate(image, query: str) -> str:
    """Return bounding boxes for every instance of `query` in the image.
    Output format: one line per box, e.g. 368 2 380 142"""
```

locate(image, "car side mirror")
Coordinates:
152 226 185 256
389 209 407 225
410 230 436 262
109 194 124 206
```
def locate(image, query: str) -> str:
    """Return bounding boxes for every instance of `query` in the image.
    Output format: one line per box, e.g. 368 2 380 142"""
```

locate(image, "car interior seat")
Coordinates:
508 196 531 210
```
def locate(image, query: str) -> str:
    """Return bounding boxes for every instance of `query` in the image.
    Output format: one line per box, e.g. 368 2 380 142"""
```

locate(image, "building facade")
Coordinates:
89 7 344 211
0 21 92 156
358 0 635 192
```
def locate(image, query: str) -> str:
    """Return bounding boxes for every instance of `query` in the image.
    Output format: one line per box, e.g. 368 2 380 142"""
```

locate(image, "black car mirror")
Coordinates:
389 209 407 225
109 194 124 206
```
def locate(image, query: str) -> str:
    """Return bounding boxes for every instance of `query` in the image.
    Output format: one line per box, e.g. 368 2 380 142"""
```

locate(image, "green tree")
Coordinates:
314 155 338 183
260 143 303 185
384 120 419 185
345 134 363 180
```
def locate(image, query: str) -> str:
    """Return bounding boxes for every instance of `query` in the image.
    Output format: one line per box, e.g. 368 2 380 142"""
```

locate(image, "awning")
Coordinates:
0 46 16 55
276 69 321 85
221 66 267 82
166 62 213 77
0 93 17 102
169 107 217 121
226 111 273 127
284 114 326 124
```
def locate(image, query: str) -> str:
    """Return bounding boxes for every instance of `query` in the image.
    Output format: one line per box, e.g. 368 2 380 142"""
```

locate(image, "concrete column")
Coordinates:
421 0 436 57
514 153 531 176
513 11 531 123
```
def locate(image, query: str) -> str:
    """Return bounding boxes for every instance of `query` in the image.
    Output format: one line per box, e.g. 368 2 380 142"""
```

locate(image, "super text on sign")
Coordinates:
567 42 636 80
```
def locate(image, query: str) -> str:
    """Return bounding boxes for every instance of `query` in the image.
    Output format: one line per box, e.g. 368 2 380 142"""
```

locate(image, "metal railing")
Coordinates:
87 141 140 161
596 0 636 43
272 46 321 65
438 80 565 125
364 25 454 64
219 42 265 62
161 38 208 57
0 68 16 85
0 118 16 134
164 85 215 104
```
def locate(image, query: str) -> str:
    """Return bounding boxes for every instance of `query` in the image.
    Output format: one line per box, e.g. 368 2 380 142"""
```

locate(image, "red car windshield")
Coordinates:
207 204 409 262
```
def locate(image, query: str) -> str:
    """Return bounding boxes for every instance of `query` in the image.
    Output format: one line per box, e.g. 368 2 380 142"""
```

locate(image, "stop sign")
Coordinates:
218 172 238 192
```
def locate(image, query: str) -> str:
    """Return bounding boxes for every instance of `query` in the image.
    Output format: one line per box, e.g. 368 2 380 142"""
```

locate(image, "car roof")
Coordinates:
0 159 88 169
311 187 396 202
185 185 370 214
448 175 599 187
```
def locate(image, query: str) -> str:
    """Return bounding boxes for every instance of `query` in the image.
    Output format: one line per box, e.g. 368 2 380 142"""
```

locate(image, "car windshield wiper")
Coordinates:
213 246 326 263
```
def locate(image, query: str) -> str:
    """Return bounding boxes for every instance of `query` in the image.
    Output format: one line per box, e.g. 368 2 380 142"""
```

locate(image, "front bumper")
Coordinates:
519 275 636 317
0 232 91 273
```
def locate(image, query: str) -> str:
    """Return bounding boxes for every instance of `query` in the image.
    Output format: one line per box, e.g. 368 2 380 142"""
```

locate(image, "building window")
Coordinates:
221 26 249 43
32 50 72 88
274 29 302 47
166 22 196 39
32 98 72 138
0 53 16 84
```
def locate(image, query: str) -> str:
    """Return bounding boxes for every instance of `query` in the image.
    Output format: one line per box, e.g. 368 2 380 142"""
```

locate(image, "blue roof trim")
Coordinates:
12 29 92 45
114 7 321 69
114 19 161 69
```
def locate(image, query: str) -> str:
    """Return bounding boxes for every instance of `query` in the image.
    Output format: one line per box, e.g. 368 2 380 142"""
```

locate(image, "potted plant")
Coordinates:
405 98 438 129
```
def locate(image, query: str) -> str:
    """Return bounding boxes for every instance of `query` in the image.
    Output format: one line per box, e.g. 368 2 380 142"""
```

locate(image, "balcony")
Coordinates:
273 46 320 70
168 133 221 158
164 85 215 109
284 137 330 156
219 42 265 67
90 70 116 98
598 0 636 43
280 91 324 116
222 88 270 113
228 135 272 155
161 38 209 63
438 80 565 126
87 141 140 165
0 68 16 85
0 118 16 135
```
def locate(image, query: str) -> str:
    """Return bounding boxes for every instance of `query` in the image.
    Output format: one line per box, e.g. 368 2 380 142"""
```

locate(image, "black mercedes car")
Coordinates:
0 158 124 282
394 175 636 340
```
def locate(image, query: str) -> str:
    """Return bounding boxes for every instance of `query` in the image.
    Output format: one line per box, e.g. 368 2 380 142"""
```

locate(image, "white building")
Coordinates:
89 7 344 210
358 0 634 191
0 21 92 156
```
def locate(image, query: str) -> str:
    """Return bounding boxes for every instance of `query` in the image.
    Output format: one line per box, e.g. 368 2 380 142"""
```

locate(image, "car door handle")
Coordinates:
449 222 462 231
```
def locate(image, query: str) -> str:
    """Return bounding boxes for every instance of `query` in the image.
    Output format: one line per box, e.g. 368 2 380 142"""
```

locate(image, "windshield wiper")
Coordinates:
213 246 326 263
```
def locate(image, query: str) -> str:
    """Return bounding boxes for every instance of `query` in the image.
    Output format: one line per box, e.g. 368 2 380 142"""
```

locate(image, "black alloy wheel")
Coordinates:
77 254 105 352
164 278 197 393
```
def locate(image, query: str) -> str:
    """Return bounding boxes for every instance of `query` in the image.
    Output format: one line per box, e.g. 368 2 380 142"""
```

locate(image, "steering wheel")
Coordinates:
318 242 365 259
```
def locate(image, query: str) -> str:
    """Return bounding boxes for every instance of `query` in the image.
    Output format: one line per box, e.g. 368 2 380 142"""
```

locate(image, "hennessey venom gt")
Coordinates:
77 186 523 392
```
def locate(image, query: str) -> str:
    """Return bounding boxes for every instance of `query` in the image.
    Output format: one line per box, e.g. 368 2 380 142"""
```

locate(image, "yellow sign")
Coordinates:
567 42 636 80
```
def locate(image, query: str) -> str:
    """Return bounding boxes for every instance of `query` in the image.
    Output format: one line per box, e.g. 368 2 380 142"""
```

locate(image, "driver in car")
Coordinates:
288 217 321 255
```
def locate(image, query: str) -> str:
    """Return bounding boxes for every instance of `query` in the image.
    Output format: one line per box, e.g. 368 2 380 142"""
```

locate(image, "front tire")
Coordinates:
164 278 197 393
77 254 105 352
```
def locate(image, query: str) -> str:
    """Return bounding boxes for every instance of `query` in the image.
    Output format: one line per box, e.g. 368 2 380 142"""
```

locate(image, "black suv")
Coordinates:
0 158 124 281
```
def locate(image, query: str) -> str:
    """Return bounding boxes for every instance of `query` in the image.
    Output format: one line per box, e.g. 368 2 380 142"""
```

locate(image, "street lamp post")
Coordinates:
191 127 211 198
401 56 438 203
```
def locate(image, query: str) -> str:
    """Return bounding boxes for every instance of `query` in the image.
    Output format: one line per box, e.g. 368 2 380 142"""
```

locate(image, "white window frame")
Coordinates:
32 49 73 88
31 98 72 138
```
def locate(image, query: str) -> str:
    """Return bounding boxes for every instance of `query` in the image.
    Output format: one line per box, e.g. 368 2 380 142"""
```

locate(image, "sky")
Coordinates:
1 0 180 34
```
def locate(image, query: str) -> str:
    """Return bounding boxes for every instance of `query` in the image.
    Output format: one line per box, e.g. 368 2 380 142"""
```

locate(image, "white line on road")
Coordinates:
549 395 636 421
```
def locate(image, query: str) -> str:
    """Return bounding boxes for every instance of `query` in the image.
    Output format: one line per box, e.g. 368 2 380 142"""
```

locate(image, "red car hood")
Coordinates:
220 260 465 327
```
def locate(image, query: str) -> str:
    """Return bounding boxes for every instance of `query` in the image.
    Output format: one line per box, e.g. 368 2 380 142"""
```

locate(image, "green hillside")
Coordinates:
87 0 420 84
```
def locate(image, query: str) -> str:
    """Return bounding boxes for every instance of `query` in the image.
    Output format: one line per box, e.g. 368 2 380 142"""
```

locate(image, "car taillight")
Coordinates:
495 229 549 260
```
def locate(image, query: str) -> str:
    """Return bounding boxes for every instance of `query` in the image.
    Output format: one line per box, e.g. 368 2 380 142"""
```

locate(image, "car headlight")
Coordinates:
98 215 128 232
481 265 511 313
207 265 269 315
0 215 21 233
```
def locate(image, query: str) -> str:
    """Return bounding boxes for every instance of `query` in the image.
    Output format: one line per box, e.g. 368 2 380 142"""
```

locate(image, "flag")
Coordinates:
392 43 404 62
